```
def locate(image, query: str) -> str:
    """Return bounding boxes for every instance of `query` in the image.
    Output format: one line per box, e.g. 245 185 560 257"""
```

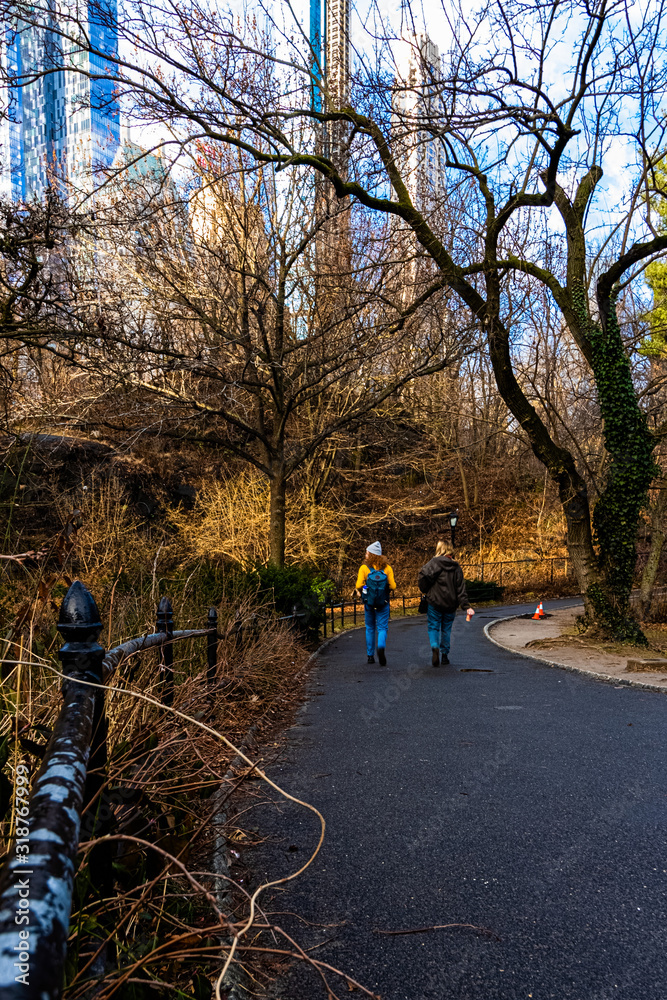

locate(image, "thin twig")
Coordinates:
373 922 501 940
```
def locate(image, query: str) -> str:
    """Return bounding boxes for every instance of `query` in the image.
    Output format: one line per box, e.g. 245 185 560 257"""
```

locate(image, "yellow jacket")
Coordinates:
355 561 397 592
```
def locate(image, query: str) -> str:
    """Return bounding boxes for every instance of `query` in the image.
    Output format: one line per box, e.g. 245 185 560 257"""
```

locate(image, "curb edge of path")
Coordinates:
484 616 667 695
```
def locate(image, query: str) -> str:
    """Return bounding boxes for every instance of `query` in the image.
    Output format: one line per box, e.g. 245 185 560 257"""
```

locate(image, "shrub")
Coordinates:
248 563 330 630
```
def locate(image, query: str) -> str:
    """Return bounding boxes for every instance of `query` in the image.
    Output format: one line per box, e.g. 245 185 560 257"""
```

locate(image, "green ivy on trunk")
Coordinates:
573 284 658 643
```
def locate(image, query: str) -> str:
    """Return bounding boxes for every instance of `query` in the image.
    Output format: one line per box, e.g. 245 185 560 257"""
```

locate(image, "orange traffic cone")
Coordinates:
532 603 541 620
538 602 546 618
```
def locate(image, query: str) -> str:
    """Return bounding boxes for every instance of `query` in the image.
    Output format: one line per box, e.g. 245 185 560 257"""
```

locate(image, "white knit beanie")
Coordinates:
367 541 382 556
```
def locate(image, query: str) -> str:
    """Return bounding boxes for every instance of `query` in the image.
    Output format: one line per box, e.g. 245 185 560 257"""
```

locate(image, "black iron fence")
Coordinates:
0 581 219 1000
320 556 576 636
321 593 423 636
459 555 573 586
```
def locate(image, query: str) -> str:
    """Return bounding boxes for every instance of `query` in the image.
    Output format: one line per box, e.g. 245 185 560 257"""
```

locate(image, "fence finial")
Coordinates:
156 596 174 705
58 580 104 683
156 595 174 632
58 580 102 639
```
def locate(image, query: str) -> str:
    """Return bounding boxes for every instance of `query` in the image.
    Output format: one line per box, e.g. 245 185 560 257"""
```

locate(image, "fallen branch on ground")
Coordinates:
373 922 500 940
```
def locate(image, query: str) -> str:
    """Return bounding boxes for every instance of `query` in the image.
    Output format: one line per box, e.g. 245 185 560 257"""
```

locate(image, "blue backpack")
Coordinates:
365 569 389 610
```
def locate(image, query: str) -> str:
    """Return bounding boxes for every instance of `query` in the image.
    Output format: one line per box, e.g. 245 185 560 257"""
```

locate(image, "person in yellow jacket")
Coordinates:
353 541 397 665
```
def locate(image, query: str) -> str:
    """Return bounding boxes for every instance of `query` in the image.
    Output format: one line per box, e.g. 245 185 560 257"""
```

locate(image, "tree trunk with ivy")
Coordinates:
483 280 657 643
582 286 658 641
476 164 661 642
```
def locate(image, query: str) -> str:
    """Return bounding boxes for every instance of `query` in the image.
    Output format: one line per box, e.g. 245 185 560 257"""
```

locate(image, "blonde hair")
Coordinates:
435 540 454 558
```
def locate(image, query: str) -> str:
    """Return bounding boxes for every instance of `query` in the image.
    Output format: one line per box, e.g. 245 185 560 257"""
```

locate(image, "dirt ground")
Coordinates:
487 603 667 692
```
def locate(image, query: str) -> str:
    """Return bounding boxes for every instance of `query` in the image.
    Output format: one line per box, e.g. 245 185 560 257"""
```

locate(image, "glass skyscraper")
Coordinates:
0 23 24 201
1 1 120 202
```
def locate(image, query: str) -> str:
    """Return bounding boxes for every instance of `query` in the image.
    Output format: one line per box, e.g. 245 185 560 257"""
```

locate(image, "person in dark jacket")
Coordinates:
418 541 474 666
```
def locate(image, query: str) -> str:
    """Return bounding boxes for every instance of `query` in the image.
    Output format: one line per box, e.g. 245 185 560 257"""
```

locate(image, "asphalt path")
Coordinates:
241 600 667 1000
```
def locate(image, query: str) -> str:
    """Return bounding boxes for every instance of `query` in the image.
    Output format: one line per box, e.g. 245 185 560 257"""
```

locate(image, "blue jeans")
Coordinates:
365 603 390 656
427 604 456 654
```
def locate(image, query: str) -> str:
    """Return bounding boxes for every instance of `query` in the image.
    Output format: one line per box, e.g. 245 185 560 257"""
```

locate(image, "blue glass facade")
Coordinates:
1 2 120 202
310 0 322 112
1 23 24 201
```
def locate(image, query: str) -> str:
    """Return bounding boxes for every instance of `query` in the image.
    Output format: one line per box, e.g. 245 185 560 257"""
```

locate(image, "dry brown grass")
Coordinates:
0 475 356 998
52 477 156 581
0 584 316 999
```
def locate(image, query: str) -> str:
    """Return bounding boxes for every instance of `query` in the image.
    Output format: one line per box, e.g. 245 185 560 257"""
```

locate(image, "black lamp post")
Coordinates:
449 510 458 549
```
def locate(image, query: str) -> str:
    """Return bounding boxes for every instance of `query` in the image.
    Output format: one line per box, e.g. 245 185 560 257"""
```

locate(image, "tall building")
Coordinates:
325 0 350 111
0 2 120 202
309 0 352 323
309 0 350 166
393 34 446 214
309 0 323 113
0 23 24 201
325 0 349 168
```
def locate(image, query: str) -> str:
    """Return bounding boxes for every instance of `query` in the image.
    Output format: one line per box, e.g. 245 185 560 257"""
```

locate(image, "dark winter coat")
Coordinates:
418 556 471 612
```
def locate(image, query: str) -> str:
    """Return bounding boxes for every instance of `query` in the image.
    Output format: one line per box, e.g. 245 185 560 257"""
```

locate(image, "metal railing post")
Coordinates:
156 596 174 706
207 607 218 686
0 581 105 1000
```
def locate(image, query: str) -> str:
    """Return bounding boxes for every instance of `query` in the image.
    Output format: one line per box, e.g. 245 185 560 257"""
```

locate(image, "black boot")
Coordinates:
431 649 439 667
378 648 386 666
441 653 450 665
367 655 375 664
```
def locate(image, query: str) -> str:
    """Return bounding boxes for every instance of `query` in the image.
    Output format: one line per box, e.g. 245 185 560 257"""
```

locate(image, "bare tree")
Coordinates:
0 192 73 350
59 143 467 565
8 0 667 632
